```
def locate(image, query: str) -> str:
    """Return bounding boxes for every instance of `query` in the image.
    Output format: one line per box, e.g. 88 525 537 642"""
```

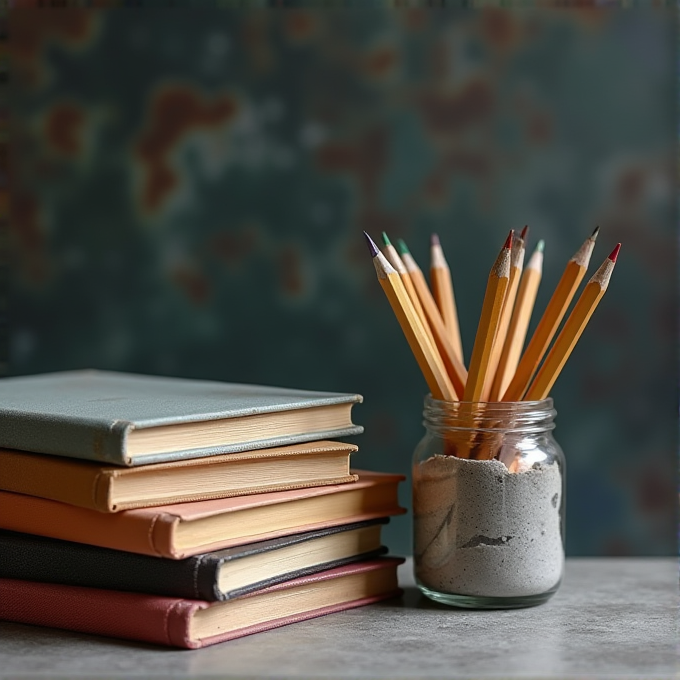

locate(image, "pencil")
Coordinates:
430 233 464 365
502 226 599 401
364 232 458 402
481 227 527 401
489 239 544 401
524 244 620 401
397 238 468 398
462 231 513 402
381 233 437 351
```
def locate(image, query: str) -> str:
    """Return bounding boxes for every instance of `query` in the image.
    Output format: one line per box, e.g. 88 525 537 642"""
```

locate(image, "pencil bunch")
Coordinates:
364 227 620 409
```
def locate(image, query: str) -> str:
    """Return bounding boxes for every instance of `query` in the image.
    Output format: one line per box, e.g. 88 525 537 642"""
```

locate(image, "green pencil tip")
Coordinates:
396 238 410 256
381 232 392 247
536 239 545 253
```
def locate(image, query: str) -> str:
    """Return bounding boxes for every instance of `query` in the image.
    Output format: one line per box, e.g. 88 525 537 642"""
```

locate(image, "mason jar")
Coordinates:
412 396 565 609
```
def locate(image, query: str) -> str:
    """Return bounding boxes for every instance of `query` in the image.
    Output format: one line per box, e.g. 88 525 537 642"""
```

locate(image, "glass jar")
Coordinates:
412 397 565 609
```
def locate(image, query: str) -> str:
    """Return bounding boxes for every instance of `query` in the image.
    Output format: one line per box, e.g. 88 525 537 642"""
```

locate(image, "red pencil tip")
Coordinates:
503 230 514 249
520 225 529 240
431 233 440 246
608 243 621 262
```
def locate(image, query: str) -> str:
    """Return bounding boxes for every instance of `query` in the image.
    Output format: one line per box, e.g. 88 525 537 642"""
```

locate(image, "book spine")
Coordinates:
0 412 129 465
0 578 201 648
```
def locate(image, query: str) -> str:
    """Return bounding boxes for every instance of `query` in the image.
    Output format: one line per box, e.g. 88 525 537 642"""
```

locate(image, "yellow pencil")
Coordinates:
463 231 513 402
502 226 599 401
524 244 620 401
481 226 527 401
364 232 458 402
397 238 467 398
490 239 544 401
381 232 437 351
430 233 464 365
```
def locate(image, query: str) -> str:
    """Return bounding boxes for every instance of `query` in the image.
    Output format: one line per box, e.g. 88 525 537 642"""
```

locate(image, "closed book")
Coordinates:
0 519 388 601
0 558 403 649
0 471 405 558
0 370 363 466
0 440 358 512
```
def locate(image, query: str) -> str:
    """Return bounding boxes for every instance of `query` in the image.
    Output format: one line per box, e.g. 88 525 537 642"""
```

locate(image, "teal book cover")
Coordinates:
0 371 363 466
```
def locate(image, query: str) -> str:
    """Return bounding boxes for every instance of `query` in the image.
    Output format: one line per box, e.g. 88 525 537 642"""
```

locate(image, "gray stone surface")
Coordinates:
0 558 677 680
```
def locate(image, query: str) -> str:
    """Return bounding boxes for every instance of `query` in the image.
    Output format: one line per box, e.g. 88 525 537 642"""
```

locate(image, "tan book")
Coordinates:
0 471 406 558
0 441 358 512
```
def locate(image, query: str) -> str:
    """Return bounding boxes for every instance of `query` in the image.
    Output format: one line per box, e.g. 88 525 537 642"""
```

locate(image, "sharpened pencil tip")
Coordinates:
431 233 440 246
591 225 600 240
363 231 379 258
503 230 514 249
536 239 545 253
397 238 410 256
381 232 392 247
608 243 621 262
520 225 529 240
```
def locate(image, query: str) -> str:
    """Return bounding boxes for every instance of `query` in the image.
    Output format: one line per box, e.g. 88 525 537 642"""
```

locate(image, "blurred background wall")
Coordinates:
8 6 677 556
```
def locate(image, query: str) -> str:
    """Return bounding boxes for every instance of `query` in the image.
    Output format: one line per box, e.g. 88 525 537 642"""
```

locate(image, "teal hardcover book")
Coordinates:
0 370 363 466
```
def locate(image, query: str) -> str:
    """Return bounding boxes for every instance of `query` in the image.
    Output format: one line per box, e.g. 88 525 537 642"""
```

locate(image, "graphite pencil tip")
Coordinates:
608 243 621 262
381 232 392 247
520 225 529 240
363 231 379 258
431 233 440 246
503 230 514 249
536 239 545 254
591 225 600 240
397 238 410 256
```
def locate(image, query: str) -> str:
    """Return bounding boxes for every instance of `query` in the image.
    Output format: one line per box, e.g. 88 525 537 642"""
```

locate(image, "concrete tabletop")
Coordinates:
0 558 677 680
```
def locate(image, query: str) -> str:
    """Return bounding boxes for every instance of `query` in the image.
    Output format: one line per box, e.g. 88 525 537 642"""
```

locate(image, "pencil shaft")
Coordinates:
524 276 608 401
430 245 464 365
502 244 592 402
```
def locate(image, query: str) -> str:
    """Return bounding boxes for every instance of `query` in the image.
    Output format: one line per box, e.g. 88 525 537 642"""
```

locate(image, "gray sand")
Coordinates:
413 455 564 598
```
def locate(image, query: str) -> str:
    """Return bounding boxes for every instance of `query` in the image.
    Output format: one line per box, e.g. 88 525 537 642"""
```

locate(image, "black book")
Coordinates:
0 519 389 602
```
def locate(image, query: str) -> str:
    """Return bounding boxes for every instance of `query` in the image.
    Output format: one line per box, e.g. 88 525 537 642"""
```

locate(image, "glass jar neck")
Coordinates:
422 396 556 437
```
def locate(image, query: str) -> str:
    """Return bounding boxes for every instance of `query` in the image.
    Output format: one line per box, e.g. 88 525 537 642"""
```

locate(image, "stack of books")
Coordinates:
0 370 405 648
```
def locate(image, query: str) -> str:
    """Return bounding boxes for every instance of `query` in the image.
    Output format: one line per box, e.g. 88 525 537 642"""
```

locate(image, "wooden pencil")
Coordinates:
462 231 513 402
524 244 620 401
364 232 458 402
489 239 544 401
481 227 527 401
502 226 599 401
429 233 464 365
381 233 437 351
397 238 468 398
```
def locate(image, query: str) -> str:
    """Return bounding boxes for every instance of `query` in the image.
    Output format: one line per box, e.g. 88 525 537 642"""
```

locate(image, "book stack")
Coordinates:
0 370 405 648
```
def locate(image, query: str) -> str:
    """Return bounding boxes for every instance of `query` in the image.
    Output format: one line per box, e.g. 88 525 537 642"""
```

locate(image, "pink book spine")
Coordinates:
0 578 203 647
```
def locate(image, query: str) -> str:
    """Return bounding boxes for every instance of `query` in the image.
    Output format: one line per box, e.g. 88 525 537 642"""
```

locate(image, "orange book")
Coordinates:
0 441 358 512
0 471 405 559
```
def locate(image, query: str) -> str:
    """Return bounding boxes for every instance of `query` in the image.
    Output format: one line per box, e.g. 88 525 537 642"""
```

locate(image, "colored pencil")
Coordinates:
489 239 544 401
397 239 467 398
502 227 599 401
429 233 464 365
364 232 458 401
524 244 620 401
481 227 526 401
381 233 437 351
462 231 513 402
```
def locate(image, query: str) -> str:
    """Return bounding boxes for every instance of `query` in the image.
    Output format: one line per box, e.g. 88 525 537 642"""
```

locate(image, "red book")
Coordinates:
0 558 403 649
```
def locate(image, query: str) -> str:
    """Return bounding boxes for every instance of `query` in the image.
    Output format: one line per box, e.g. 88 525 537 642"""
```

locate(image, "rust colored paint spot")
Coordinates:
527 111 553 146
135 85 238 214
417 81 495 137
170 265 211 305
44 103 86 158
480 8 519 53
402 9 428 31
277 245 304 298
637 468 675 515
617 168 645 205
603 538 631 557
283 11 318 42
363 45 398 81
9 10 96 89
9 191 49 283
443 150 492 178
